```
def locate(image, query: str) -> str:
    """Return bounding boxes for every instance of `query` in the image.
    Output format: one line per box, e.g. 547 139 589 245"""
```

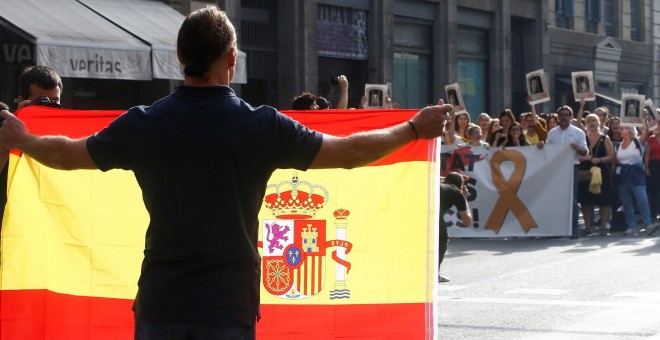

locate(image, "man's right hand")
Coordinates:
410 101 453 140
0 110 28 149
16 100 32 110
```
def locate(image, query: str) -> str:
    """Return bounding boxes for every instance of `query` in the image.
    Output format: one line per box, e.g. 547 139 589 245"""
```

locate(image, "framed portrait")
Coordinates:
444 83 466 113
645 98 659 128
525 69 550 105
620 94 645 127
571 71 595 102
364 84 388 109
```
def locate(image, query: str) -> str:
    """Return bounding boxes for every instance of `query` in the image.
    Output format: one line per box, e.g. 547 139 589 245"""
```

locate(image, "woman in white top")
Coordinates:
612 125 655 235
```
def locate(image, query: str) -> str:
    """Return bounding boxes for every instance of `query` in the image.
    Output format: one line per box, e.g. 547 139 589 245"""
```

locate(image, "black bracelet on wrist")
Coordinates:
408 120 419 140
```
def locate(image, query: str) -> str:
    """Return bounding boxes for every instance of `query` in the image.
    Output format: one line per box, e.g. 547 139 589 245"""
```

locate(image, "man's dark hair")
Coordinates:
444 172 464 189
317 96 331 110
292 92 316 110
177 5 236 78
556 105 574 117
18 65 63 99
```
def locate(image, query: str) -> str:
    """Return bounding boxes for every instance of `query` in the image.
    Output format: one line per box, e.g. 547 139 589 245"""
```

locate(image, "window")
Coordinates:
394 53 431 109
585 0 601 33
317 4 368 60
605 0 618 37
457 28 488 118
630 0 642 41
393 21 432 109
556 0 574 29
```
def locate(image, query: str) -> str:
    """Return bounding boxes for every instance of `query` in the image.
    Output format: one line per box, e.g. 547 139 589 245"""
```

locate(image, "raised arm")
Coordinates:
0 110 97 170
530 104 548 141
639 109 650 145
309 103 453 169
575 99 586 130
444 111 456 145
335 75 349 110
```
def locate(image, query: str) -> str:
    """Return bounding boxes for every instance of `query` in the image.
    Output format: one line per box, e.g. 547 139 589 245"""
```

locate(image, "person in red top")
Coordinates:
644 119 660 235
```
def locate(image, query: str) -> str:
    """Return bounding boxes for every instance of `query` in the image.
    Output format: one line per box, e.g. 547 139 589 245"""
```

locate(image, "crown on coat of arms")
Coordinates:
263 172 329 219
333 208 350 219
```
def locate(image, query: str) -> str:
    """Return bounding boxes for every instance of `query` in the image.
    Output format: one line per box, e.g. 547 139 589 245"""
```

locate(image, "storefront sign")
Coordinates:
36 44 151 80
1 43 32 63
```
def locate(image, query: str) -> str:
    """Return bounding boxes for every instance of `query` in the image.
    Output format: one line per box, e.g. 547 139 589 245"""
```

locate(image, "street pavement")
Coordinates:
437 233 660 339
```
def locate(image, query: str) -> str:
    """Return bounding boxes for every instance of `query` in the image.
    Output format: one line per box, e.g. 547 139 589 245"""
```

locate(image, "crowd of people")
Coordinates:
442 98 660 239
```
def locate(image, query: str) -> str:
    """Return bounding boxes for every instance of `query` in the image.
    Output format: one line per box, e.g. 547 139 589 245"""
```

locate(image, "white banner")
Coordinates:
37 44 151 80
442 144 574 237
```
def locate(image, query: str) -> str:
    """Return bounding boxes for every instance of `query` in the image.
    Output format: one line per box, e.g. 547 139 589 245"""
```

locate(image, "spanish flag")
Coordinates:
0 106 439 339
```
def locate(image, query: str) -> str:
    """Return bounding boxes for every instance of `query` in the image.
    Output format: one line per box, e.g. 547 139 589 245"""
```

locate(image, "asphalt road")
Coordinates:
438 233 660 340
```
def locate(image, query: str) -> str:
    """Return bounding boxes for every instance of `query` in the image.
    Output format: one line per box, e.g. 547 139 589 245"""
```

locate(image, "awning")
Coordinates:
76 0 184 80
0 0 152 80
234 50 247 84
0 0 247 82
594 86 621 105
77 0 247 82
595 92 621 105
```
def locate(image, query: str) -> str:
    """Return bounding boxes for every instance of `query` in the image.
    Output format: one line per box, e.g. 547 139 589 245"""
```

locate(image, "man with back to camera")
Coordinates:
0 6 452 339
0 65 62 229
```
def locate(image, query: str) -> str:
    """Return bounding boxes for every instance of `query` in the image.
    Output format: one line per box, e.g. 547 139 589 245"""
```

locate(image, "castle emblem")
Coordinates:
260 172 353 300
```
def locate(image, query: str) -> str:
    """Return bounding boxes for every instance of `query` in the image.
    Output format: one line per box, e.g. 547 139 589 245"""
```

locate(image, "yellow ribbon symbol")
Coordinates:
485 149 537 234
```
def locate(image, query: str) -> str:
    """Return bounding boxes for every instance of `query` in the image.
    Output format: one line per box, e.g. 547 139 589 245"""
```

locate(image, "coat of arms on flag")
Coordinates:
260 173 353 300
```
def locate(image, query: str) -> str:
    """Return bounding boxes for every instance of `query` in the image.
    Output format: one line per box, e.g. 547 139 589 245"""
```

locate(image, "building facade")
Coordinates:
1 0 656 119
204 0 655 118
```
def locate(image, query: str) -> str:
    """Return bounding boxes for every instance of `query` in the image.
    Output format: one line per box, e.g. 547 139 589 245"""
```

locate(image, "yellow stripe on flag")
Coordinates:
1 154 146 299
2 156 437 306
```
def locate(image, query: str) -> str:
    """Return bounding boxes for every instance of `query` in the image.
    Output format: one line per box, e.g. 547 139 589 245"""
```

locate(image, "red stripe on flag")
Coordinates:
258 303 431 339
1 290 432 339
16 107 434 166
0 290 134 340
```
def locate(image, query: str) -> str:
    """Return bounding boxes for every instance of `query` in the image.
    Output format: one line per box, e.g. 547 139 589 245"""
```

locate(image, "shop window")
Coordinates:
393 21 431 109
393 52 430 109
457 28 489 119
457 58 487 118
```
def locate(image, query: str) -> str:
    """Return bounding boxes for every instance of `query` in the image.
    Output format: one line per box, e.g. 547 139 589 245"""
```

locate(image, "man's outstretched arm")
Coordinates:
0 110 97 170
309 103 452 169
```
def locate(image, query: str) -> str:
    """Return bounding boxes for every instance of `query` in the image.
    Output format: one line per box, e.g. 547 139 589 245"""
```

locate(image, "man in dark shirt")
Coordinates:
0 5 452 340
439 172 472 283
0 66 62 229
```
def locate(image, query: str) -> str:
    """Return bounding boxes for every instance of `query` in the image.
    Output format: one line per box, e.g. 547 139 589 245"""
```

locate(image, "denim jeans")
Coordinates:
616 176 652 230
134 315 256 340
